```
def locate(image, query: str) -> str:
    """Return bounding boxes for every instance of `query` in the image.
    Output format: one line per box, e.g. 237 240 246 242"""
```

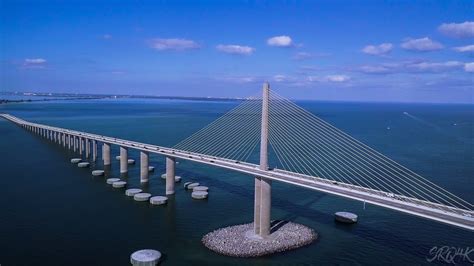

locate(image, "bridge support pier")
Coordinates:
254 177 261 234
260 178 272 236
79 138 83 156
120 146 128 174
140 151 149 183
85 139 90 159
103 143 111 166
92 140 97 161
165 156 175 195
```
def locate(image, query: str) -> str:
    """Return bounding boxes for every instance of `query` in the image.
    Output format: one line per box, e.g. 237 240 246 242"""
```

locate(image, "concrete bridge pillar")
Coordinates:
120 146 128 174
254 177 261 234
165 156 175 195
92 140 97 161
68 135 71 149
85 139 90 159
103 143 111 166
79 138 83 155
73 136 77 152
140 151 149 183
62 134 66 147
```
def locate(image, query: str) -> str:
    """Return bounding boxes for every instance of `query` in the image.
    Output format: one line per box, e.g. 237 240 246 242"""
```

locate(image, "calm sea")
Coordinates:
0 98 473 265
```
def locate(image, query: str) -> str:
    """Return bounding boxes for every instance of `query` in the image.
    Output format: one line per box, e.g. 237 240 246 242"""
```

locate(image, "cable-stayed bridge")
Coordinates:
2 83 473 236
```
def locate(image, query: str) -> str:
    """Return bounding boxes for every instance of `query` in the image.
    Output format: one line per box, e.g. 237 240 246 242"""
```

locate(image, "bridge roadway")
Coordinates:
2 113 473 231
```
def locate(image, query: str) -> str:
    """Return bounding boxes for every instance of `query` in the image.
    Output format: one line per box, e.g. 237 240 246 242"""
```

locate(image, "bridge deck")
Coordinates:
2 113 473 231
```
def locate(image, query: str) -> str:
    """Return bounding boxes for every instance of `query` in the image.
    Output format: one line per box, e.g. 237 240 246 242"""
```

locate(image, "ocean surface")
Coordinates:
0 98 473 265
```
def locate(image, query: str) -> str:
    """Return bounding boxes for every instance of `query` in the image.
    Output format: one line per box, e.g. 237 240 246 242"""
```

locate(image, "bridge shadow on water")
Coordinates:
181 168 433 259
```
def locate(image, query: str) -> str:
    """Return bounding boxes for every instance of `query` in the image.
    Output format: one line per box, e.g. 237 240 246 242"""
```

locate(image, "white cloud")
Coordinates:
267 35 293 47
23 58 47 68
25 58 46 64
216 44 255 55
217 76 259 83
438 21 474 38
465 62 474 73
273 75 290 82
149 38 200 51
407 61 463 72
359 65 393 74
292 52 330 60
362 43 393 56
326 75 350 82
292 52 313 60
359 60 467 74
401 37 443 52
453 44 474 53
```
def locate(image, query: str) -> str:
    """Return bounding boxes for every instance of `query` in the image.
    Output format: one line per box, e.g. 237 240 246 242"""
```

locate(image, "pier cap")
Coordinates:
130 249 161 266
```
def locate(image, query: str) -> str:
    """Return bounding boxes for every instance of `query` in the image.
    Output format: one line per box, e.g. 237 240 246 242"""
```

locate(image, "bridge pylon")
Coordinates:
254 82 272 237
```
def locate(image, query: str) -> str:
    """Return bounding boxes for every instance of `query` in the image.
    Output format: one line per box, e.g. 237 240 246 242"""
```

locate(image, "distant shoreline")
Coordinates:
0 92 246 104
0 97 106 105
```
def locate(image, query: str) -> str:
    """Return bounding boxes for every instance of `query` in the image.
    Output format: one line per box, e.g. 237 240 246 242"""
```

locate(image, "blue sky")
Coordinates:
1 0 473 103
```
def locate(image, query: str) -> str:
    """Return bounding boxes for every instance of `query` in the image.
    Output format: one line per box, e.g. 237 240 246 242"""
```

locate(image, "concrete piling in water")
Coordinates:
103 143 111 166
120 146 128 174
165 156 175 195
140 151 149 183
85 139 90 159
92 140 97 161
79 138 83 155
130 249 161 266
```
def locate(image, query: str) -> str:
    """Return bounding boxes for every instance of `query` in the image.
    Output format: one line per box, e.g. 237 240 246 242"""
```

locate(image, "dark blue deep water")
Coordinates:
0 99 473 265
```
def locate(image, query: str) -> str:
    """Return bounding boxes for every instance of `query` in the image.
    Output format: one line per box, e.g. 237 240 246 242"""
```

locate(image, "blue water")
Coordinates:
0 99 473 265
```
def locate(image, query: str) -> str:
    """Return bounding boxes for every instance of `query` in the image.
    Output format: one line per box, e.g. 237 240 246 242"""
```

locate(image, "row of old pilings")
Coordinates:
18 120 179 196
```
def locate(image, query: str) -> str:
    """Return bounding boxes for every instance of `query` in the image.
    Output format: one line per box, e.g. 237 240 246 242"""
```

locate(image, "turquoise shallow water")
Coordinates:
0 99 473 265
